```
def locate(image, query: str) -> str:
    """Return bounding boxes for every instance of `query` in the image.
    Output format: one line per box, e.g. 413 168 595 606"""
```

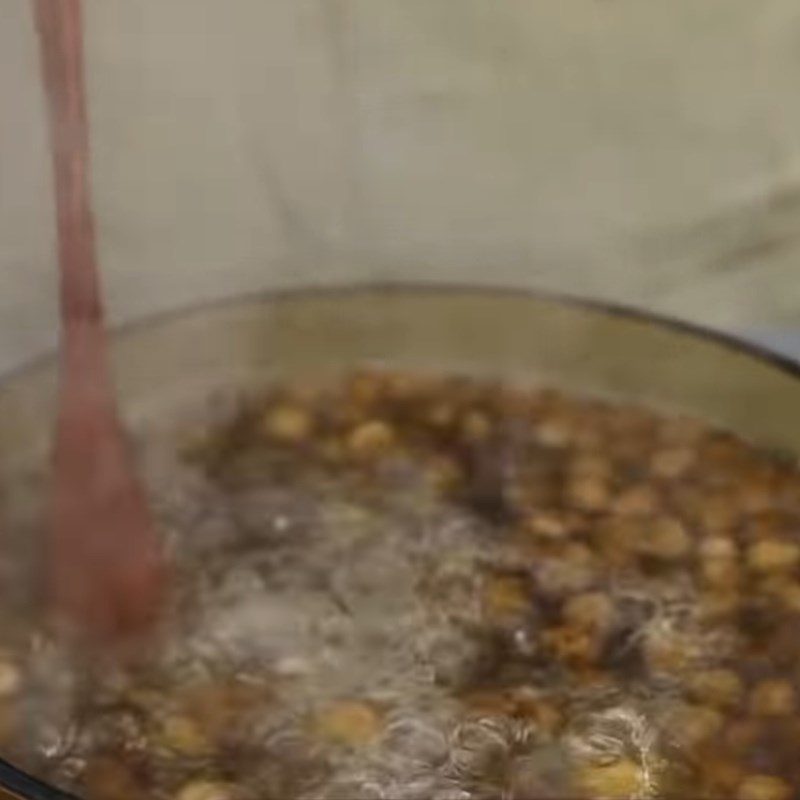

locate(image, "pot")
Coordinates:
1 285 799 799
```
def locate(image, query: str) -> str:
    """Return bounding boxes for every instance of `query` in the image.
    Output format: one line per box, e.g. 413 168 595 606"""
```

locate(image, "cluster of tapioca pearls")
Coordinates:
12 370 800 800
668 674 799 800
251 372 800 512
241 373 800 795
480 514 800 667
477 576 800 799
80 693 389 800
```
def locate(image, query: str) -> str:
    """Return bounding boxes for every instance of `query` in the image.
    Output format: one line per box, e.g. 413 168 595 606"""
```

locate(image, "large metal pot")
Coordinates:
1 286 799 799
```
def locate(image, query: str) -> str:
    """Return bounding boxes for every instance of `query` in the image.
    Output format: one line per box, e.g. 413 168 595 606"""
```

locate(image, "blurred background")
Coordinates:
3 0 800 373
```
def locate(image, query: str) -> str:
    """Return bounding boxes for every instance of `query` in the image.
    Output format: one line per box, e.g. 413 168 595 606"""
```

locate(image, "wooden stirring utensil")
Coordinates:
34 0 165 643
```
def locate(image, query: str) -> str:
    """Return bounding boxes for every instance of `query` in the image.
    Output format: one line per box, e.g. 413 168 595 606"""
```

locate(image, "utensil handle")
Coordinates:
33 0 107 369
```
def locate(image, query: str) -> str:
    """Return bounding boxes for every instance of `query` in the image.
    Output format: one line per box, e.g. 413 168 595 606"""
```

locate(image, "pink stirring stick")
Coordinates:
34 0 165 643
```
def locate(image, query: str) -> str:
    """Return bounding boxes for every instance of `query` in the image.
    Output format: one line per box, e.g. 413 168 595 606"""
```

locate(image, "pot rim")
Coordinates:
2 282 799 386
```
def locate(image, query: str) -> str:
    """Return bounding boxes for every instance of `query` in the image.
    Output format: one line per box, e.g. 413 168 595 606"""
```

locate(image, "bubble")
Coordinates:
448 718 511 780
381 714 449 768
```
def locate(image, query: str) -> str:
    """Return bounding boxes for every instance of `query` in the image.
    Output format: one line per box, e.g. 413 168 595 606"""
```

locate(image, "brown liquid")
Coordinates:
34 0 164 642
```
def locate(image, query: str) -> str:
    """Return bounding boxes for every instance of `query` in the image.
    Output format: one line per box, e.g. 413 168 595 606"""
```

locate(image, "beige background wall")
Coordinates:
2 0 800 373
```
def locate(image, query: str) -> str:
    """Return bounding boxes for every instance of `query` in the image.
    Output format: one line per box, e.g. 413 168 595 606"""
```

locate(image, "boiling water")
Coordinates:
2 373 800 799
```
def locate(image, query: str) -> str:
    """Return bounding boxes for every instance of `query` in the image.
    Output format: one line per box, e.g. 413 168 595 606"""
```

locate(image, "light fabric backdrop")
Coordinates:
2 0 800 372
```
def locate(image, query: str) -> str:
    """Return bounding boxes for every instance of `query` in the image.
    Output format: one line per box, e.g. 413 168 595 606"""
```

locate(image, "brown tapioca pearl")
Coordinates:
725 718 764 755
699 536 739 561
686 669 744 710
526 389 554 416
534 416 574 448
346 420 397 460
154 715 213 757
560 541 595 564
261 404 314 444
561 591 615 633
700 436 749 467
523 511 572 542
736 775 792 800
775 581 800 614
700 557 741 592
760 717 800 770
481 575 530 622
612 484 660 517
459 410 493 443
504 535 546 566
176 679 269 743
699 590 741 621
123 685 164 713
572 425 606 451
700 757 747 794
644 623 703 674
777 475 800 509
737 480 778 515
755 574 791 599
636 515 692 561
612 444 650 470
665 704 725 748
698 494 740 535
563 509 589 531
749 679 796 717
736 595 787 647
746 540 800 574
513 467 565 508
565 474 611 512
664 483 705 523
743 511 800 545
542 625 598 666
571 666 614 689
758 621 800 671
569 453 613 480
82 757 146 800
312 701 383 747
505 691 563 735
590 517 641 568
536 543 597 596
493 387 533 417
0 658 21 700
346 371 386 408
424 401 457 430
577 759 644 799
650 446 695 479
384 371 437 401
